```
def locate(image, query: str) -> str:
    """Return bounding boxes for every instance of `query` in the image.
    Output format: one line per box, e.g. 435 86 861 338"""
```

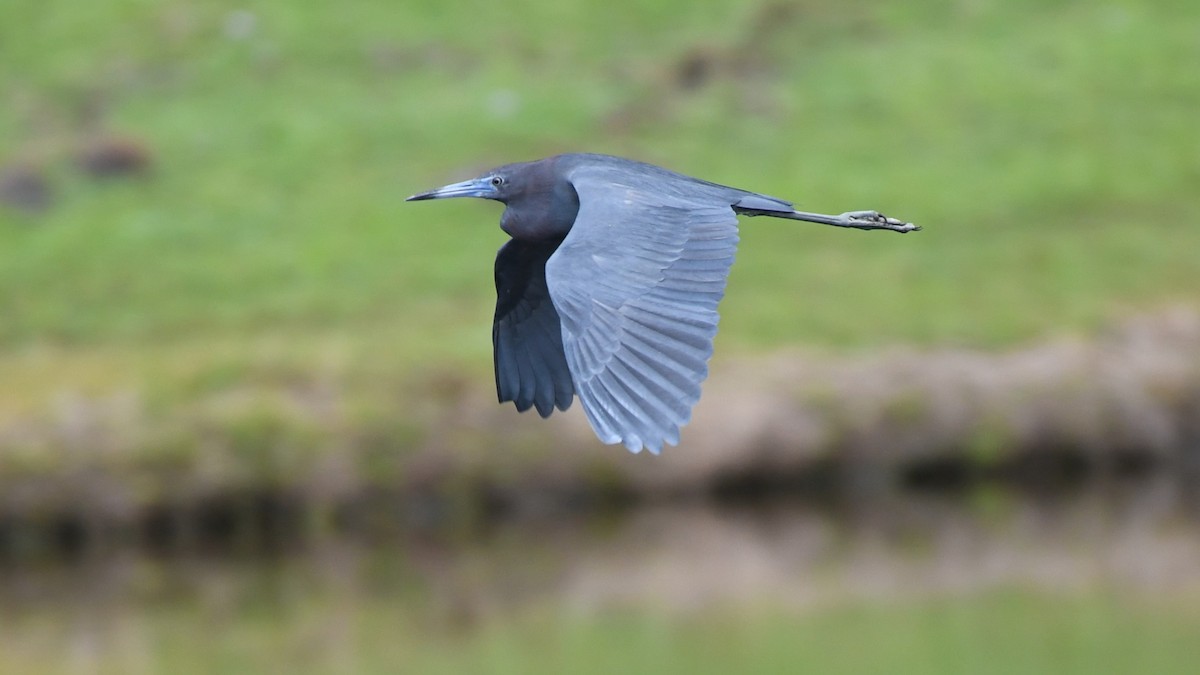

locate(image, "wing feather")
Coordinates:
493 238 575 418
545 169 739 453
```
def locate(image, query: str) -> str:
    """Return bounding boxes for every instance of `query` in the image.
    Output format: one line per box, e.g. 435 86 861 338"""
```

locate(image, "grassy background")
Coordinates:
4 0 1199 359
1 0 1195 481
4 584 1198 674
1 0 1197 536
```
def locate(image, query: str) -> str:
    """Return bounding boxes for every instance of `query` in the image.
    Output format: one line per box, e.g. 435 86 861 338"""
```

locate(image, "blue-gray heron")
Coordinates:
408 153 918 454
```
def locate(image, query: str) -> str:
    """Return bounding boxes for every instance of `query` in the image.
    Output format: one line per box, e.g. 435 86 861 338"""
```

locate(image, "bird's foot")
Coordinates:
840 211 921 233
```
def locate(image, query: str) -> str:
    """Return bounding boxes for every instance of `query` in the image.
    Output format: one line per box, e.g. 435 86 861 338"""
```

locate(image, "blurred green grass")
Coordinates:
0 0 1196 482
3 0 1198 364
5 586 1198 674
443 591 1200 675
1 0 1197 488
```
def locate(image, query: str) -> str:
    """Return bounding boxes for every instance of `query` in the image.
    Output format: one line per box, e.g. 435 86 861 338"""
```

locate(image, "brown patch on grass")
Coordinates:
0 163 52 212
76 136 153 179
602 1 887 132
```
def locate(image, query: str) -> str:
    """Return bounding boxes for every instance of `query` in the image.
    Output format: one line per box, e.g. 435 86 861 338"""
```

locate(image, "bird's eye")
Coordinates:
490 176 504 187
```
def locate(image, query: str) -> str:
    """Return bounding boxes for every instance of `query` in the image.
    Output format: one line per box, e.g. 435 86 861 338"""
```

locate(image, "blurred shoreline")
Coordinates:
5 471 1200 613
2 308 1197 558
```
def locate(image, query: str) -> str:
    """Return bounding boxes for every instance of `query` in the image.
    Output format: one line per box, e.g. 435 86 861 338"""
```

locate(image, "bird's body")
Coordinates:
409 153 917 453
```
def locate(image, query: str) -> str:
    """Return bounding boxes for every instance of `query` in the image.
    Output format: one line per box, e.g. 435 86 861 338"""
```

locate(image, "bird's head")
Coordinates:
407 158 579 240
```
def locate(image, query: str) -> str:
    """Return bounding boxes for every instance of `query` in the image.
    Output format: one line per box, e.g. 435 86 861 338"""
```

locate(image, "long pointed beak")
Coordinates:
406 176 496 202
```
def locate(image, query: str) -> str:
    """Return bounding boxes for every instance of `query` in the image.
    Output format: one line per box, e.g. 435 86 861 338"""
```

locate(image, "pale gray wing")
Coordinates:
493 237 574 417
544 172 739 453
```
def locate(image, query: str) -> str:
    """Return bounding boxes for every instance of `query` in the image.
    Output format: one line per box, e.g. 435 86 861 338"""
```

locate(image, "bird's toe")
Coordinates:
842 210 919 232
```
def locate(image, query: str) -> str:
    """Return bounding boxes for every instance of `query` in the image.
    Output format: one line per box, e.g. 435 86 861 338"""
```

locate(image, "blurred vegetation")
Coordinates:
0 0 1197 510
4 0 1199 353
2 0 1198 472
4 1 1200 670
4 583 1198 674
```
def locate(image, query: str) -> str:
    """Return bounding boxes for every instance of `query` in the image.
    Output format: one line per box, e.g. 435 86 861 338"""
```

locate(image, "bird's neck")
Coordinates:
500 183 580 242
501 208 562 241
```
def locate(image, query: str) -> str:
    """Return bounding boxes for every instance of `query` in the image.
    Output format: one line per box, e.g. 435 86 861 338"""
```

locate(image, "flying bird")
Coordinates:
408 153 918 454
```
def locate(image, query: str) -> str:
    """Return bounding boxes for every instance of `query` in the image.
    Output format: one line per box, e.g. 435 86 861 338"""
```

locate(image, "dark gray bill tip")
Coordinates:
406 191 437 202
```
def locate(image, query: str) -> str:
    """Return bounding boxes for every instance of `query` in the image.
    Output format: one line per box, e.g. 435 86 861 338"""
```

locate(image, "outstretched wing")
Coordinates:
493 237 574 417
545 170 739 453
